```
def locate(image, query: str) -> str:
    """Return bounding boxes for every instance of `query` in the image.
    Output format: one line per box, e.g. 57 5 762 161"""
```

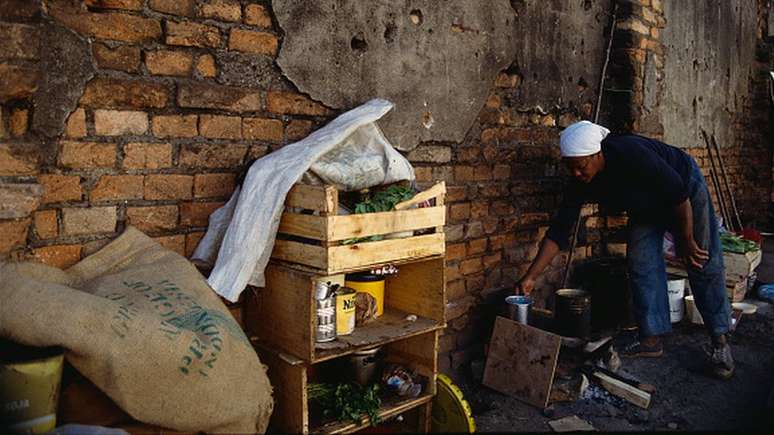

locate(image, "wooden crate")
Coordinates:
245 257 446 362
272 182 446 274
726 279 748 302
724 249 762 281
255 331 438 434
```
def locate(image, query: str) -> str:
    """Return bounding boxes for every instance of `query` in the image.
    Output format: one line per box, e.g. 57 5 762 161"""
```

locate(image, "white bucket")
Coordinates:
667 279 685 323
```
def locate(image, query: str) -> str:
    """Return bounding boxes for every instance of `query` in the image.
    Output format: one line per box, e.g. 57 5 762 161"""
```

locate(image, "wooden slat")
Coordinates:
326 233 445 274
394 181 446 211
247 264 315 360
279 213 328 240
272 239 329 270
327 206 445 241
313 394 434 434
591 371 651 409
483 317 561 409
286 184 338 214
313 309 442 362
386 257 446 322
255 346 309 434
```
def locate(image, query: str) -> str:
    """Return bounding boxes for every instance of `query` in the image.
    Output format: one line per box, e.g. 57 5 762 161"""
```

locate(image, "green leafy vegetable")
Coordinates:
720 232 759 254
343 185 416 245
308 382 382 425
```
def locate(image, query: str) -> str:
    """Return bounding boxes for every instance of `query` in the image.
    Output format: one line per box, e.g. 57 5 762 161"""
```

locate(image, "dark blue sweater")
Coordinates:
546 134 695 250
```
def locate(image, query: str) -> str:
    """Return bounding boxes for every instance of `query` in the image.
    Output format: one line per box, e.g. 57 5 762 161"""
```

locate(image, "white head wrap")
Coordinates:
559 120 610 157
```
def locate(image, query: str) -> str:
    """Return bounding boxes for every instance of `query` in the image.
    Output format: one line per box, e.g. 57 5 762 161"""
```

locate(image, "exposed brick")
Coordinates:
59 141 116 168
460 258 483 276
92 43 140 72
196 54 217 78
464 221 484 239
407 145 452 163
91 175 144 201
31 245 82 269
447 242 466 261
126 205 178 232
194 173 237 198
62 207 117 235
617 18 650 35
489 234 506 251
229 28 278 56
39 175 82 204
446 186 467 202
446 296 474 321
185 231 204 257
166 20 221 48
456 147 480 162
145 50 193 76
34 210 58 240
267 91 330 116
447 279 466 301
199 115 242 139
94 110 148 136
454 165 475 182
9 109 28 137
0 65 39 102
467 238 488 256
244 4 273 27
449 203 470 221
0 218 30 254
65 108 87 138
0 0 41 19
199 0 242 22
493 164 511 180
47 6 161 43
180 201 223 227
414 167 432 182
247 145 269 160
149 0 195 16
179 143 247 168
445 224 464 243
286 119 314 141
494 72 521 88
243 117 283 142
0 23 39 60
177 83 262 112
122 142 173 169
80 78 168 109
144 174 193 200
483 252 502 269
84 0 144 11
470 201 489 219
151 114 198 138
153 234 186 255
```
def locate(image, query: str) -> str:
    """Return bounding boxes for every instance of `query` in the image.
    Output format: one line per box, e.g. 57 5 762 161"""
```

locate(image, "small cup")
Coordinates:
505 295 532 325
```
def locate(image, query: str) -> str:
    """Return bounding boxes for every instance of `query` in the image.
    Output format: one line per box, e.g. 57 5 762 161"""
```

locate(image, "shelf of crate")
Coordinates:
246 256 446 363
254 330 438 435
271 182 446 275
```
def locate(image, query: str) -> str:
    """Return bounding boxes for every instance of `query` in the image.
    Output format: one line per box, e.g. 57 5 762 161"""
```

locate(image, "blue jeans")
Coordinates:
626 159 730 338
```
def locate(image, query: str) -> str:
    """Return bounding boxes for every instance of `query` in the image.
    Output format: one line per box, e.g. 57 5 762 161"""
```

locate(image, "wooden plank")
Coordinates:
247 264 315 360
591 371 651 409
272 239 328 270
313 394 434 434
327 206 445 241
548 415 596 432
255 346 309 434
482 317 561 409
724 249 762 278
394 181 446 211
279 213 328 240
286 184 338 214
326 233 445 274
386 257 446 322
313 309 442 362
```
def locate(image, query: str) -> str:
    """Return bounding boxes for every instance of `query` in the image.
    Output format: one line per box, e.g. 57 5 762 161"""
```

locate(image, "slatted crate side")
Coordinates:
383 330 439 396
385 257 446 323
285 184 338 215
245 264 315 361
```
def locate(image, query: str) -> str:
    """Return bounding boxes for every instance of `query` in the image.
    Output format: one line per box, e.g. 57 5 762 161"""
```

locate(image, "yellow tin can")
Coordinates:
335 287 357 335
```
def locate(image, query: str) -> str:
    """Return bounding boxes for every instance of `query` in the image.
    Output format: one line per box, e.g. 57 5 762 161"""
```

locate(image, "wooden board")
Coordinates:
591 371 651 409
254 346 309 434
314 309 442 362
724 249 762 278
312 393 434 434
482 317 561 409
386 257 446 322
326 233 445 273
286 184 338 214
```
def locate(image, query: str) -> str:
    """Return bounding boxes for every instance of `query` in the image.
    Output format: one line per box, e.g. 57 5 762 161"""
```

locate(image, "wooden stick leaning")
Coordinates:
702 130 733 231
711 134 743 231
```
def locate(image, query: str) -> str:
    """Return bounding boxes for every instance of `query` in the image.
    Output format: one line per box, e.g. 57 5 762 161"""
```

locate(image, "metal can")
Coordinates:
335 287 356 336
315 295 336 342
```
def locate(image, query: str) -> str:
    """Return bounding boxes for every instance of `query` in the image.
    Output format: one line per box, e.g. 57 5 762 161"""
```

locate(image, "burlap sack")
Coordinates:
0 227 273 433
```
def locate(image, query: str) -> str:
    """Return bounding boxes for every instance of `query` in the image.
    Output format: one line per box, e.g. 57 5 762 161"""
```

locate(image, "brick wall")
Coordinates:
0 0 771 379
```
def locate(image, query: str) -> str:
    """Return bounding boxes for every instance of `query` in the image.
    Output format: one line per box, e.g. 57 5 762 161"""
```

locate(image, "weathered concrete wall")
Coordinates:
658 0 757 149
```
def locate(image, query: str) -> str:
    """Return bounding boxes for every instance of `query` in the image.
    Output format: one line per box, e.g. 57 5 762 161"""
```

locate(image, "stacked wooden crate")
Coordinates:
246 182 447 434
667 249 762 302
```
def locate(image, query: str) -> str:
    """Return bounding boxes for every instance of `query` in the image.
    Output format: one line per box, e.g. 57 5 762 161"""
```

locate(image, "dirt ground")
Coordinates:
457 240 774 432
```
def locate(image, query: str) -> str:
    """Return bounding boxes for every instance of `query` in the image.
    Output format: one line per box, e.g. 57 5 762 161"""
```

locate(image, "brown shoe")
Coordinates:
620 340 663 358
